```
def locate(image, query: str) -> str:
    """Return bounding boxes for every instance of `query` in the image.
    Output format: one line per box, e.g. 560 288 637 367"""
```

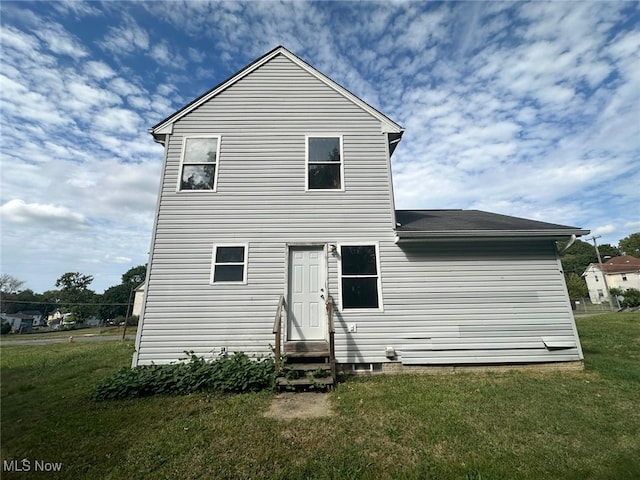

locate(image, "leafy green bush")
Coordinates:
610 288 640 308
1 322 11 335
92 352 275 401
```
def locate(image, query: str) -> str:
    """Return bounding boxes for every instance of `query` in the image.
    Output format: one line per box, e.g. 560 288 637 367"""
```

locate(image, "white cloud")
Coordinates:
593 225 617 236
0 199 88 229
100 15 150 54
85 61 116 80
35 22 89 58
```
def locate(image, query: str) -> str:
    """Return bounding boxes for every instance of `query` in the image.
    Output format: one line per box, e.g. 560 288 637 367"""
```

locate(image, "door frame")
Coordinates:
284 243 329 342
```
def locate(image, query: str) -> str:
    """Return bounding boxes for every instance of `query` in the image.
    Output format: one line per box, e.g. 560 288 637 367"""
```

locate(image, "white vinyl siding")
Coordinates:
377 240 582 365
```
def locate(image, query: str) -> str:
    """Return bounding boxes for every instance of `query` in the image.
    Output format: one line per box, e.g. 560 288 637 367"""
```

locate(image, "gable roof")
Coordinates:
150 46 404 142
585 255 640 274
394 209 589 240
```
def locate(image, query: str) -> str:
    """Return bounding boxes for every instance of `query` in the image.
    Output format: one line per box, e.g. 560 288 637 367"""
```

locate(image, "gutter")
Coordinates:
394 229 589 243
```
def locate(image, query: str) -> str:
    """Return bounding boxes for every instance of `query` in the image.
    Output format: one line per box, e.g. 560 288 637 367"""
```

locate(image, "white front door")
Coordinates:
288 246 326 341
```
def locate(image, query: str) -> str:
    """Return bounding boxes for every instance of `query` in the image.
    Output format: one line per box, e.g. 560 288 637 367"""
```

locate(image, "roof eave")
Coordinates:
394 229 590 242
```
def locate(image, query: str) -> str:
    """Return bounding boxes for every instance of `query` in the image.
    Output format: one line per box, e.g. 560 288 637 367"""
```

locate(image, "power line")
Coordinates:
0 300 130 306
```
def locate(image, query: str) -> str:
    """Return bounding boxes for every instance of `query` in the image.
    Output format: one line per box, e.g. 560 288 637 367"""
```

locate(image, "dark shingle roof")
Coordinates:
395 210 588 239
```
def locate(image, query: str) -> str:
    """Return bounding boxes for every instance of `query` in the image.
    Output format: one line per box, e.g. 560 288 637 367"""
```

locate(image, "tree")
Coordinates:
598 243 622 259
55 272 94 291
96 265 146 321
619 233 640 258
0 274 25 294
559 239 598 276
610 288 640 308
121 265 146 286
55 272 96 321
559 239 621 277
565 273 588 299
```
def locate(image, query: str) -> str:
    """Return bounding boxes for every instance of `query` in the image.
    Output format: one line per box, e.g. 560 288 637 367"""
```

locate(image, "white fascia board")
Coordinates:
394 229 589 240
154 124 173 135
151 46 404 137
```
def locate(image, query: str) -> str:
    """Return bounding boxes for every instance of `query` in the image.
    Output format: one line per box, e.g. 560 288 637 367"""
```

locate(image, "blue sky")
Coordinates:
1 0 639 294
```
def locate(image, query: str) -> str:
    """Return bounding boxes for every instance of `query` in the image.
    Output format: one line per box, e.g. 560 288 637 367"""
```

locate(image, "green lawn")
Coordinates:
1 313 639 479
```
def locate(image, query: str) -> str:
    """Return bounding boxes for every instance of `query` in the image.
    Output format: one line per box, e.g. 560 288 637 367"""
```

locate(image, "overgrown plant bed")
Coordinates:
92 351 275 400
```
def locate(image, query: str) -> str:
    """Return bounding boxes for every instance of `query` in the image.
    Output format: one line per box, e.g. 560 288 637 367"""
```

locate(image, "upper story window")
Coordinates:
307 136 343 190
622 274 628 281
179 136 220 191
339 244 382 310
594 275 599 282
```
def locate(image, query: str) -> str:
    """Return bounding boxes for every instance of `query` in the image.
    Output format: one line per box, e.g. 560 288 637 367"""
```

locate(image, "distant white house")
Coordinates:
583 255 640 303
132 283 145 317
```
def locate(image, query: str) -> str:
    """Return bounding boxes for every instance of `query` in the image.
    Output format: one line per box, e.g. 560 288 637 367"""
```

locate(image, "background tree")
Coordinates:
559 239 621 277
55 272 96 321
610 288 640 308
565 273 588 299
618 233 640 258
96 265 146 321
0 274 25 294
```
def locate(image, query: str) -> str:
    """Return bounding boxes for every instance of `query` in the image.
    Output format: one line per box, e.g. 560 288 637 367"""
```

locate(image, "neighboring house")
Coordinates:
583 255 640 304
134 46 588 371
132 283 145 317
46 310 73 328
18 310 43 327
1 313 34 333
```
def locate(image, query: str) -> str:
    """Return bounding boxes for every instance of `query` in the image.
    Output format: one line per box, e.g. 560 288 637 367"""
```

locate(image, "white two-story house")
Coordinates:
134 46 588 371
583 255 640 304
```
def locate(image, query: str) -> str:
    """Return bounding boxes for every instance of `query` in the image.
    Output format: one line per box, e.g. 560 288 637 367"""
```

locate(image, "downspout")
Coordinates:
560 234 577 253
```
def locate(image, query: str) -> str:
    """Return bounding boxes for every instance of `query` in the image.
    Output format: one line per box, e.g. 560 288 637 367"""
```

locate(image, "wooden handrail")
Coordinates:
273 295 285 372
326 296 336 382
326 296 334 333
273 294 285 334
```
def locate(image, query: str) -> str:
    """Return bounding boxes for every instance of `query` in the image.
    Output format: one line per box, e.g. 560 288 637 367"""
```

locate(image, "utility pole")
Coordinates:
586 235 617 310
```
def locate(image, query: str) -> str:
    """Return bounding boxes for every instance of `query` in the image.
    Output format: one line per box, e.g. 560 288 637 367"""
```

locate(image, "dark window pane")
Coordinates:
214 265 244 282
341 246 377 275
216 246 245 263
342 277 379 309
181 164 215 190
185 138 218 163
309 137 340 161
308 164 341 189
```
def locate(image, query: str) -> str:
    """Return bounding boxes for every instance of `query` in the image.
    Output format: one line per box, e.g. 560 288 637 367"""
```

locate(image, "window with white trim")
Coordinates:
179 136 220 191
340 245 381 309
622 274 628 281
307 136 342 190
211 245 247 283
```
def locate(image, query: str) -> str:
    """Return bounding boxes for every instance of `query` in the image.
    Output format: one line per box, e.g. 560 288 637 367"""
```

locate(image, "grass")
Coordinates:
1 313 639 479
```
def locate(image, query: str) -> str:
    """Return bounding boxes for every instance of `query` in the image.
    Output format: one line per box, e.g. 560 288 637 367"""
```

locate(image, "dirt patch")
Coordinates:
264 392 332 420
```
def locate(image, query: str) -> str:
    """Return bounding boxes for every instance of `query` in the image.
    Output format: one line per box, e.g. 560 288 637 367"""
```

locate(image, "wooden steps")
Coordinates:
276 341 336 390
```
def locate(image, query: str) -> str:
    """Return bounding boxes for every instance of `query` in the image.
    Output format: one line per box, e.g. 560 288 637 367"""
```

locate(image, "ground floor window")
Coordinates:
211 244 248 283
339 244 381 309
